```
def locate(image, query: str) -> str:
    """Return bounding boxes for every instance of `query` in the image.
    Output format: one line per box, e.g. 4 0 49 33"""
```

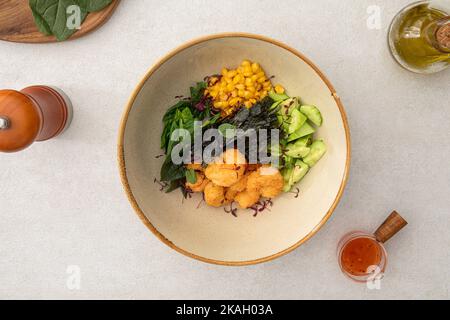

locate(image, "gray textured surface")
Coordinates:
0 0 449 300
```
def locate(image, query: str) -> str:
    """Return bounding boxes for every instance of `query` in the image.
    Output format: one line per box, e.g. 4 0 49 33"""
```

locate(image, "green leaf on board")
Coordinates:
29 0 113 41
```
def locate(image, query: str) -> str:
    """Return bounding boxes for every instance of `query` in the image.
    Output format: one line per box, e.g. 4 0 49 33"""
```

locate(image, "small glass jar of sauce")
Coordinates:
338 232 387 282
337 211 407 282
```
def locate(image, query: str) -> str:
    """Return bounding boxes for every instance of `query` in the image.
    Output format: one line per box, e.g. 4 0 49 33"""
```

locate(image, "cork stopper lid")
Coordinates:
0 90 42 153
436 22 450 50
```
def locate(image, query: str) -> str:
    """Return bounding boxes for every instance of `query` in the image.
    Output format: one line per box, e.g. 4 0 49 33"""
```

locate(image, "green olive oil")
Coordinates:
389 2 450 73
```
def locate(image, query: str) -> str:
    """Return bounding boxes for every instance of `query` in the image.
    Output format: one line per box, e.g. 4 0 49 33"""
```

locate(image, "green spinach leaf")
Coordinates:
185 169 197 184
160 158 186 182
29 0 113 41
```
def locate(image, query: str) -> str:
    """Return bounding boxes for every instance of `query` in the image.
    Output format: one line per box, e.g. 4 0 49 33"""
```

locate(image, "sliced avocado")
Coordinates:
289 160 309 185
277 115 284 126
303 140 327 167
285 139 311 158
283 155 296 169
287 122 316 142
270 144 282 157
288 109 307 134
300 105 323 127
294 135 312 147
269 90 290 102
282 167 294 192
278 97 300 119
270 100 284 111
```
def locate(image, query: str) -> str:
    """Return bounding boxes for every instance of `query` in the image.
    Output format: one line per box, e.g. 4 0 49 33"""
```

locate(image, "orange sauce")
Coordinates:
341 237 382 275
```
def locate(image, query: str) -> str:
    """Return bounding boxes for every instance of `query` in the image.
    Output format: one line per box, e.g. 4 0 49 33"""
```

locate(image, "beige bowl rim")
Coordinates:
117 32 352 266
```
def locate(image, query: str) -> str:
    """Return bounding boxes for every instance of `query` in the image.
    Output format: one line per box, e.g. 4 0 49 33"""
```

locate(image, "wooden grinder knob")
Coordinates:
374 211 408 243
0 86 72 153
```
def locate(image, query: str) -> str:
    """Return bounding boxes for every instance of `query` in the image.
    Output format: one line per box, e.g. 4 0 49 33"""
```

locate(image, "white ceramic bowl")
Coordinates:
118 33 350 266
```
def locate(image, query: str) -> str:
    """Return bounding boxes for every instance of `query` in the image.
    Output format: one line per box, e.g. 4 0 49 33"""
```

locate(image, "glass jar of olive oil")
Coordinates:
388 1 450 74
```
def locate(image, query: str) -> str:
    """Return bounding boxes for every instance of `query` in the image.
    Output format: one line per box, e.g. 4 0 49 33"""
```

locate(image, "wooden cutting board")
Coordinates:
0 0 120 43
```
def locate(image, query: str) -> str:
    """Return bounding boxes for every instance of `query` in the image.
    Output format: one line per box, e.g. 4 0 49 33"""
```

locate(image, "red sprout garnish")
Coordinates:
250 199 273 217
154 178 168 191
224 202 238 217
290 188 300 198
196 195 205 209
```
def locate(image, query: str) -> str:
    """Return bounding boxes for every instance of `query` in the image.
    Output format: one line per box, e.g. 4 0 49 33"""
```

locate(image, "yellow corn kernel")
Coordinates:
232 75 242 84
241 60 251 67
243 91 253 99
220 81 227 89
209 76 219 85
229 97 239 106
247 86 256 93
256 71 265 78
251 74 258 82
235 84 245 91
227 70 237 78
221 68 228 77
237 66 244 74
274 85 285 94
226 83 234 92
220 94 229 101
257 76 267 84
249 98 257 104
238 90 245 98
210 91 218 98
214 101 223 108
251 63 260 73
245 77 254 86
231 90 238 98
244 101 252 108
225 108 234 116
222 101 229 108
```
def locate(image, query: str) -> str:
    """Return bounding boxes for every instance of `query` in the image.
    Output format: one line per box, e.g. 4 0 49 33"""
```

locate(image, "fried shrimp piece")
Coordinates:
186 163 204 172
234 189 261 209
204 182 226 207
225 174 249 201
186 172 209 193
247 166 284 198
258 166 284 198
246 164 262 172
205 149 247 187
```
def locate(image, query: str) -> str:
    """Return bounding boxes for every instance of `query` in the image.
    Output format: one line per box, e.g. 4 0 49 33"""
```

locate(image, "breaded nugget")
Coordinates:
186 163 204 172
235 189 261 209
205 149 247 187
225 174 249 201
186 172 209 193
247 166 284 198
204 182 226 207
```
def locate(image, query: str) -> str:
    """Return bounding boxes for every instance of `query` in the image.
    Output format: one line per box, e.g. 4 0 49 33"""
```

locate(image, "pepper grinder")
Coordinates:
0 86 73 153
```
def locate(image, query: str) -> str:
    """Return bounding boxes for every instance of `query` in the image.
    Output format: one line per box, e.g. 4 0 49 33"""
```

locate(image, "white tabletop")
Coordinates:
1 0 449 300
